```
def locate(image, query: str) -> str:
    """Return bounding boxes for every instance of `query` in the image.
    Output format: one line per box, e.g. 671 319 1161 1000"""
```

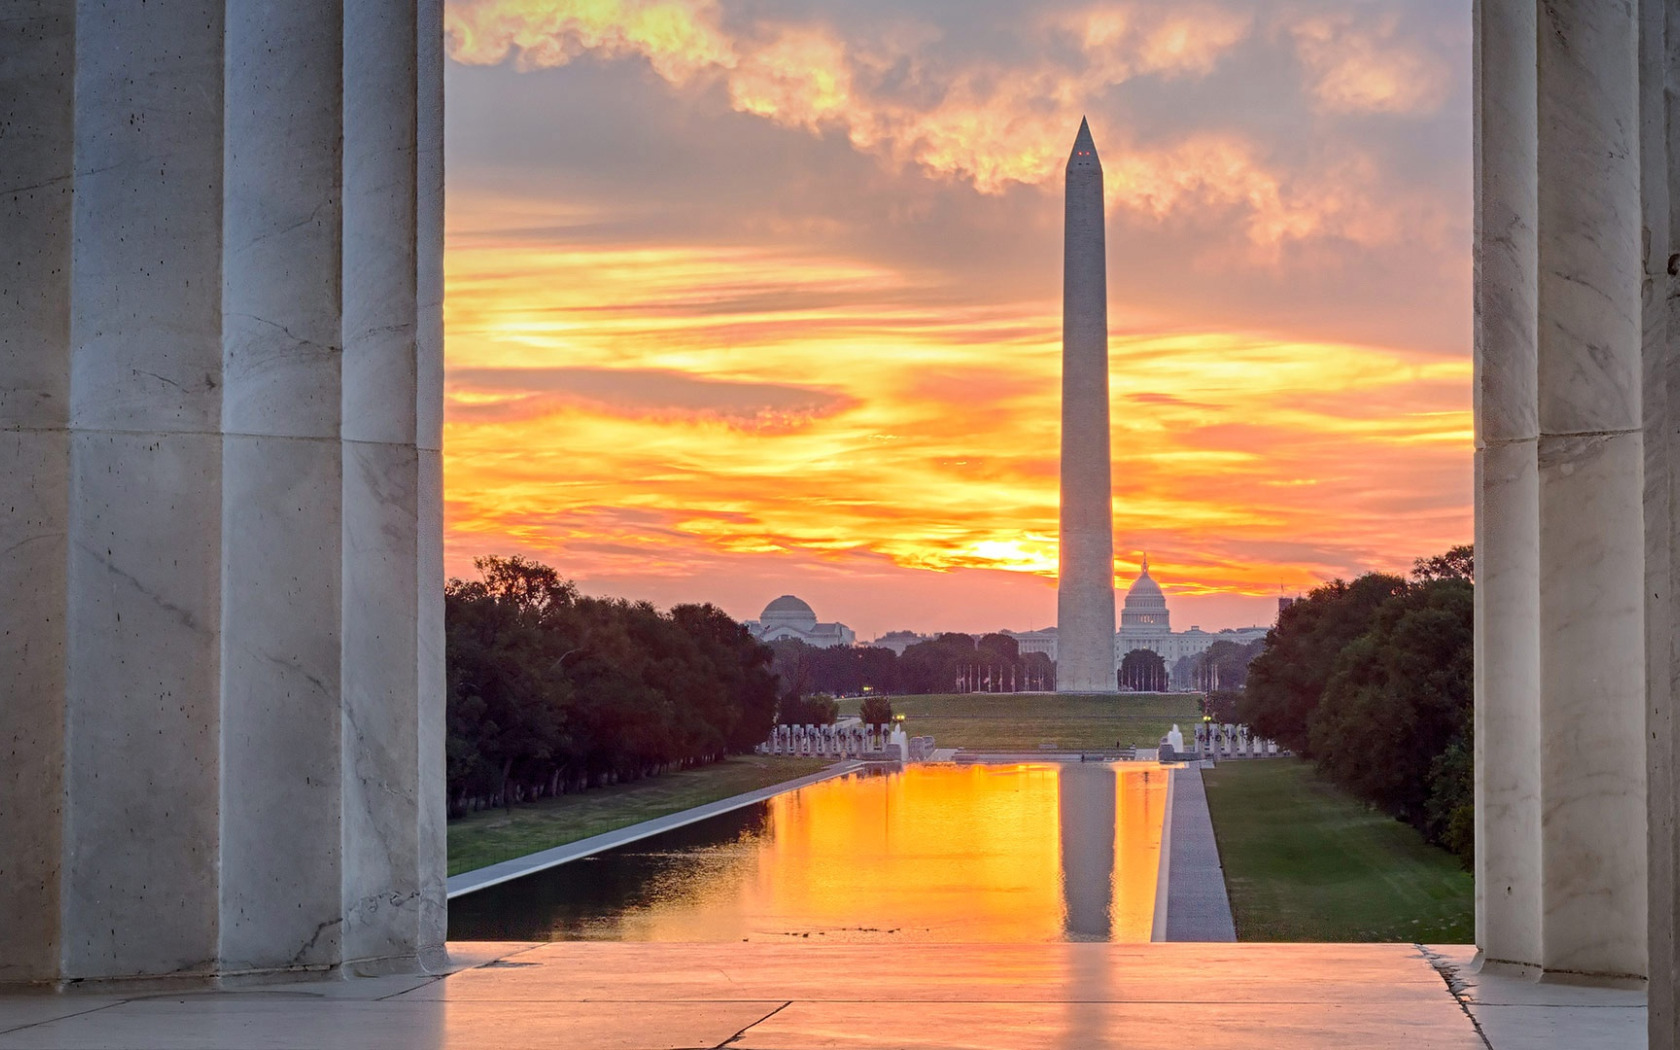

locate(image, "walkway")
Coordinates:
0 942 1642 1048
1161 764 1238 941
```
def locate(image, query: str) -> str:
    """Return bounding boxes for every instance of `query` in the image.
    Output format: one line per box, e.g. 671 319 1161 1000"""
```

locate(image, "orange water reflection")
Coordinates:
458 762 1171 943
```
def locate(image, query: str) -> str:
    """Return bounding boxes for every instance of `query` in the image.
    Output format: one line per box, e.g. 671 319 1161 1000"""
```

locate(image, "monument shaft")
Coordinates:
1057 119 1117 693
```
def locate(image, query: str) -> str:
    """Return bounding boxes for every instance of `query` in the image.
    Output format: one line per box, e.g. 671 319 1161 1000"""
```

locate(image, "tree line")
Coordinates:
768 630 1057 700
1237 545 1475 865
445 556 778 815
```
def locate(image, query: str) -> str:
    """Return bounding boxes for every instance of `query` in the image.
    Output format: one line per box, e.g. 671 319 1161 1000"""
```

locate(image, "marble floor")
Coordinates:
0 942 1645 1049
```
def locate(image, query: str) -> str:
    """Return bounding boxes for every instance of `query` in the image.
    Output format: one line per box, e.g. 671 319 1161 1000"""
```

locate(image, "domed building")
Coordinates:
1116 555 1172 655
1114 556 1271 670
744 595 856 648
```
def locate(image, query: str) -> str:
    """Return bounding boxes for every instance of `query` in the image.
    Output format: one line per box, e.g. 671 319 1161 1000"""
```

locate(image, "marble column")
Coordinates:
1535 0 1648 981
1472 0 1543 973
218 0 346 974
0 0 445 985
341 0 449 971
417 0 450 958
0 0 74 985
65 0 229 978
1645 0 1680 1042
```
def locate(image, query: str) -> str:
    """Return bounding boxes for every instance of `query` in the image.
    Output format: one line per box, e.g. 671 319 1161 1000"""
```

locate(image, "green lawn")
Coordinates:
447 754 827 876
1202 760 1474 942
839 692 1202 751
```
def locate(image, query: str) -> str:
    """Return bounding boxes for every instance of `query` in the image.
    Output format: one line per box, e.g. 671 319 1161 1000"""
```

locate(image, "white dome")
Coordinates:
760 595 818 628
1120 557 1170 633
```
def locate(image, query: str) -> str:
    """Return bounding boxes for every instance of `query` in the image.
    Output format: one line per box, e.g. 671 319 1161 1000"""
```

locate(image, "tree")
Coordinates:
1238 572 1407 755
859 694 894 725
1308 577 1473 828
1230 546 1476 864
444 556 784 813
1190 639 1264 692
1202 689 1242 723
778 692 839 726
1118 648 1168 692
899 633 977 694
1412 544 1474 584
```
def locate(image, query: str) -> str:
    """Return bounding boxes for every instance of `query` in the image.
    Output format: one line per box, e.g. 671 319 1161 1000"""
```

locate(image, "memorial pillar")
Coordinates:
1644 0 1680 1040
0 0 445 984
0 0 74 984
341 0 448 969
218 0 347 973
1535 0 1648 981
1472 0 1543 972
64 0 229 978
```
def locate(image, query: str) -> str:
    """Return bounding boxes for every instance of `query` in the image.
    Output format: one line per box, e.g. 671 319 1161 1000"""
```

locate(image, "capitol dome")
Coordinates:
1120 556 1170 634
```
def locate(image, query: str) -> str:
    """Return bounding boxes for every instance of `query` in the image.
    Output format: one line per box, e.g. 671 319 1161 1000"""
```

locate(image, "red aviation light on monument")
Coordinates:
1056 117 1117 695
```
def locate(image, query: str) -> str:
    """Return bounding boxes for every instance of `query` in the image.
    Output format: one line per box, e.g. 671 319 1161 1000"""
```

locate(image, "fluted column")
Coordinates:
218 0 346 973
341 0 448 969
1645 0 1680 1041
416 0 450 950
1472 0 1543 973
1535 0 1648 981
0 0 445 985
0 0 74 985
65 0 228 978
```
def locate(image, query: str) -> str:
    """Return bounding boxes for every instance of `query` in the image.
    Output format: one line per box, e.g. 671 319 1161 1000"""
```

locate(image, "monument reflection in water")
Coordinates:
449 763 1170 943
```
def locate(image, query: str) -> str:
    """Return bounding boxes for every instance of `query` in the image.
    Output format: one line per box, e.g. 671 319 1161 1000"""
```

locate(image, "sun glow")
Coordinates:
443 191 1470 628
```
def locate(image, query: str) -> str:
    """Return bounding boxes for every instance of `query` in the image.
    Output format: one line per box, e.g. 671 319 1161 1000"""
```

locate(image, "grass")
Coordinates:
1202 759 1474 942
838 692 1202 751
447 754 827 876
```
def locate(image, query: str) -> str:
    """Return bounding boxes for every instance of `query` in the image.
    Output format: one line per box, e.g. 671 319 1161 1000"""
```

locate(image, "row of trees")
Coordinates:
446 556 779 814
768 631 1056 697
1238 545 1475 864
1175 638 1265 692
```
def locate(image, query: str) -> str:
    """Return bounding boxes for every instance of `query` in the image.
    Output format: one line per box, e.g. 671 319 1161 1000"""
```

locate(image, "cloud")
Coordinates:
1290 12 1453 116
445 0 1456 267
448 365 857 429
440 0 1474 631
446 0 1257 194
445 0 733 79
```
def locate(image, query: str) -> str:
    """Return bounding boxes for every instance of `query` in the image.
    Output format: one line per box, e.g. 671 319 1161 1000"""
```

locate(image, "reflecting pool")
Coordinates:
448 762 1171 943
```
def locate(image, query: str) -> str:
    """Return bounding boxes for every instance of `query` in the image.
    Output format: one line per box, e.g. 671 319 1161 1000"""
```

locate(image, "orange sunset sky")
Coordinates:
440 0 1472 638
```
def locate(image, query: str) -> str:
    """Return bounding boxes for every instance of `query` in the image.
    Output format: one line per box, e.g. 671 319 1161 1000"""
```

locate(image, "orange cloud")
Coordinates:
443 190 1471 634
1290 13 1453 116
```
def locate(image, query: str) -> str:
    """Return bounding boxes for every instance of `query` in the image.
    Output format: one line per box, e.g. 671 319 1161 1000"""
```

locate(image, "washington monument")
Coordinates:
1056 118 1117 693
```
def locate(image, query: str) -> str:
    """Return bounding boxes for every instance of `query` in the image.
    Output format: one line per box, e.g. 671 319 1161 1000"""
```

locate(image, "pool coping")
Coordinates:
1150 766 1177 941
446 760 865 899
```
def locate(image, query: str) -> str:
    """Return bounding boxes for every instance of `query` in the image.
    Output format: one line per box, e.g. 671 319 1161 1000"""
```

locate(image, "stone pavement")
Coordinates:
1160 764 1237 942
0 942 1644 1049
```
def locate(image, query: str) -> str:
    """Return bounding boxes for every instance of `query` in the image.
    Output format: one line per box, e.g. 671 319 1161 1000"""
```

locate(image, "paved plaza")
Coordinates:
0 942 1644 1049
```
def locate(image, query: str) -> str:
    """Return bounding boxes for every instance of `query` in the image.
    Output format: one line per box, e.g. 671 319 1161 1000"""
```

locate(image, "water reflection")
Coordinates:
449 762 1170 943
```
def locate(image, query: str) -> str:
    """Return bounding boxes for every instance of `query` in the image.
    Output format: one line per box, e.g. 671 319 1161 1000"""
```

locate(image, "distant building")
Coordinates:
744 595 855 648
870 630 929 655
1002 626 1059 660
1278 595 1297 615
1114 558 1268 667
